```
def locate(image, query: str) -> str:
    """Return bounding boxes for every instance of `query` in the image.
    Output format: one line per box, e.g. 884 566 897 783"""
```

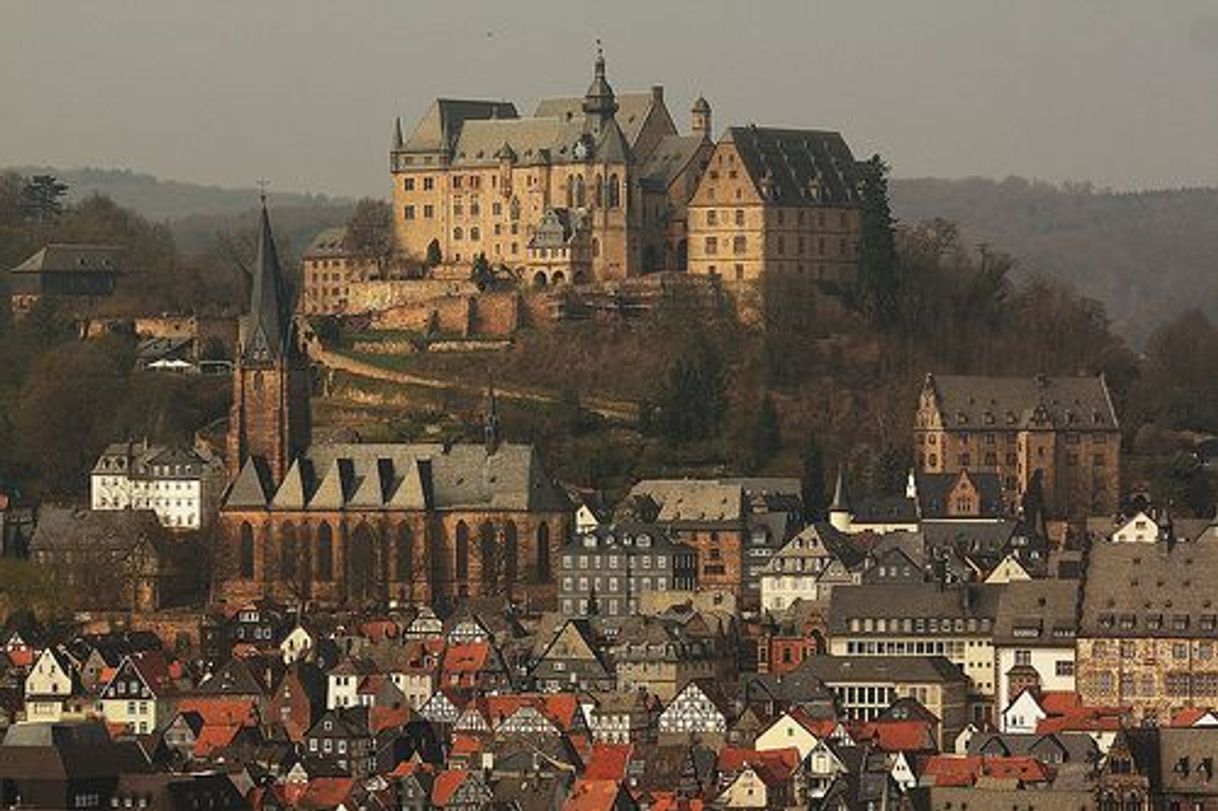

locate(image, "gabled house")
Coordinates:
303 706 377 778
657 678 731 743
270 661 325 742
24 647 79 722
99 651 175 735
530 619 614 692
431 769 493 811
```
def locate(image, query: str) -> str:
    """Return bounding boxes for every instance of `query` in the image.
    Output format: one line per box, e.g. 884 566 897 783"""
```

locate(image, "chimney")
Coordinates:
651 85 664 104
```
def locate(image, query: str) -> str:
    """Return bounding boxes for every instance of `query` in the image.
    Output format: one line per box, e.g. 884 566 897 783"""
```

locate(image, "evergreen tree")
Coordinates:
655 336 726 445
19 174 68 223
800 438 828 519
425 238 442 268
471 253 495 290
855 155 899 327
750 392 783 468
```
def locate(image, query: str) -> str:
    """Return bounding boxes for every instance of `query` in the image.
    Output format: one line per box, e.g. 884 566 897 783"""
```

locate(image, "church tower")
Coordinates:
226 197 311 483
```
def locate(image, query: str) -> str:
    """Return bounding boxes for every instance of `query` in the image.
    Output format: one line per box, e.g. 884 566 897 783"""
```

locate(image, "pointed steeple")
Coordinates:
830 467 850 512
484 378 501 455
393 116 404 150
243 195 292 364
582 41 618 125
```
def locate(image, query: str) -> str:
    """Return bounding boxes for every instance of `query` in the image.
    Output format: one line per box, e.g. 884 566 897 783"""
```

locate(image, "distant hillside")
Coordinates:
9 166 350 220
890 177 1218 346
6 166 354 263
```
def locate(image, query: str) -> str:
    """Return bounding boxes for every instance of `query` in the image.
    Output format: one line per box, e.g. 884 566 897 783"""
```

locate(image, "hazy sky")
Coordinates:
3 1 1217 199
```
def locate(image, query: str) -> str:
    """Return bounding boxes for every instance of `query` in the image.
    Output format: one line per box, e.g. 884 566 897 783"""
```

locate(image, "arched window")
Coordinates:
504 522 518 585
239 522 255 579
453 226 463 241
395 524 413 583
608 174 621 208
566 178 574 208
455 521 470 581
316 522 333 582
479 521 497 589
280 521 297 580
470 226 480 241
536 523 551 582
509 197 521 221
574 176 586 208
595 174 604 207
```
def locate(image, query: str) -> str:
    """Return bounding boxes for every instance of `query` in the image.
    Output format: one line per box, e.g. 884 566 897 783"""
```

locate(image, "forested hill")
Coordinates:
890 177 1218 346
10 166 350 219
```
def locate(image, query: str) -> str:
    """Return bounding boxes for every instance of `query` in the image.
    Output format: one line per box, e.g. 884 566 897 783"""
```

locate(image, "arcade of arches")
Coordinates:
221 512 562 608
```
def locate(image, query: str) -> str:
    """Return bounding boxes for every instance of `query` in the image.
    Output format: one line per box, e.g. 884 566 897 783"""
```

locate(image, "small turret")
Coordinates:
691 95 712 141
582 42 619 128
393 116 404 151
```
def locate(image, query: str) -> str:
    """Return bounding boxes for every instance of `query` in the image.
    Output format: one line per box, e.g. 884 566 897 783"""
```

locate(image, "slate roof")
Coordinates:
827 582 1004 635
923 374 1119 431
966 731 1098 763
93 441 213 480
28 505 166 554
534 89 670 152
722 125 862 207
795 655 967 685
1080 533 1218 637
241 201 294 364
640 134 706 188
228 442 569 513
302 227 350 260
992 579 1079 647
10 244 127 275
623 480 746 525
916 471 1004 519
399 99 519 156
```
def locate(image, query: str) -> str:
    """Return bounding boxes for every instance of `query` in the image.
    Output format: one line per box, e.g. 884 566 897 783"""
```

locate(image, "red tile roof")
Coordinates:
718 747 799 786
563 779 625 811
922 756 1055 787
432 770 471 806
584 743 633 781
443 642 491 673
177 697 259 727
849 720 937 753
193 724 241 757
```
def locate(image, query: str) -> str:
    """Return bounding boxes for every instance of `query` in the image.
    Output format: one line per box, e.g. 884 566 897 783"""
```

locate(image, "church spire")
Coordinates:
243 194 292 364
484 378 501 455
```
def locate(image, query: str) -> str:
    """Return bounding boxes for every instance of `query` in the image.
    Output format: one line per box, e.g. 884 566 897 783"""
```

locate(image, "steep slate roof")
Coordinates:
534 89 672 152
992 579 1079 647
915 471 1004 519
640 134 706 189
966 731 1098 764
241 201 293 364
1080 533 1218 637
227 457 275 508
723 125 862 207
827 583 1004 636
251 442 567 513
10 244 127 275
400 99 519 155
923 374 1119 431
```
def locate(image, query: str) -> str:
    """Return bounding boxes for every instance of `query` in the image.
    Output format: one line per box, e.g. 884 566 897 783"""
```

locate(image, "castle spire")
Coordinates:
393 116 404 150
242 195 292 364
582 40 618 124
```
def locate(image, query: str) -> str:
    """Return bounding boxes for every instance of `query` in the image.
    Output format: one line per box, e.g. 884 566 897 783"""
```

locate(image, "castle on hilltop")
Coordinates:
389 48 714 287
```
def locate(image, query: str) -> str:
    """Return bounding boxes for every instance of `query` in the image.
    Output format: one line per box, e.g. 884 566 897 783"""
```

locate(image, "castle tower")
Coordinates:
691 95 712 141
226 196 311 482
582 44 619 133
